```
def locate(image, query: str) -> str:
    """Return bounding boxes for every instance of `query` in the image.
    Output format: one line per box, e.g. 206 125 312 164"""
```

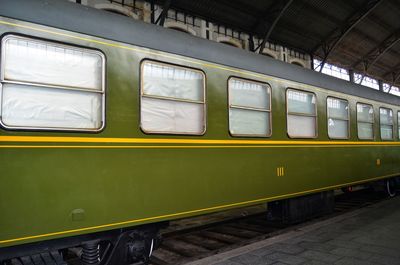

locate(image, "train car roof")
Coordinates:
1 0 399 106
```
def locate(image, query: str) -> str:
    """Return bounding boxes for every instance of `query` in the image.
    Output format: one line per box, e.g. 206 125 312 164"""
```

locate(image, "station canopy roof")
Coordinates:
153 0 400 87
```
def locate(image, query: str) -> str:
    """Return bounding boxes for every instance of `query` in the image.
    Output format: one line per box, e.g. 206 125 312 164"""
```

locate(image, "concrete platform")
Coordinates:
187 196 400 265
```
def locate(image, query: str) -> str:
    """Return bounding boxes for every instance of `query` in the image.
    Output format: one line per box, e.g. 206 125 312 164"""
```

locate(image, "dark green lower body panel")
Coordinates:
1 145 399 247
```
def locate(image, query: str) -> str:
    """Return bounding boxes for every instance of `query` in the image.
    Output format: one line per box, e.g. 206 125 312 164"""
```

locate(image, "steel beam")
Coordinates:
383 65 400 92
155 0 171 26
392 72 400 85
382 59 400 80
387 73 400 93
393 72 400 85
246 3 279 52
353 28 400 83
249 1 285 40
257 0 294 54
314 0 382 72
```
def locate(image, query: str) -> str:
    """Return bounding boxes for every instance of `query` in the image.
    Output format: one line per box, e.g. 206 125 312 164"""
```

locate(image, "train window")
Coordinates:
228 77 271 137
286 89 317 138
140 61 205 135
327 97 349 139
357 103 374 140
0 35 105 131
379 107 393 140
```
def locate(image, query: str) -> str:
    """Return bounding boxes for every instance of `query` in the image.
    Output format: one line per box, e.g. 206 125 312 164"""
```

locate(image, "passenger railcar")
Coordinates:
0 0 399 264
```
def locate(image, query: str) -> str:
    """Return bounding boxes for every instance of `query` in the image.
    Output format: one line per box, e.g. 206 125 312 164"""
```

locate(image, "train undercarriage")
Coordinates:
0 223 164 265
1 177 399 265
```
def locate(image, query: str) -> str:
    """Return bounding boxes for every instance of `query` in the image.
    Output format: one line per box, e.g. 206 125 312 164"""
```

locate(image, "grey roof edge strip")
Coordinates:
0 0 399 106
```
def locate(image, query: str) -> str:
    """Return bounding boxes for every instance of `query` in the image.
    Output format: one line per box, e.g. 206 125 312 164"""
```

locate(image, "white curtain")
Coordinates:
357 104 374 123
229 78 270 109
141 61 205 134
141 97 204 134
287 115 316 137
357 104 374 139
1 83 102 129
228 78 271 136
287 89 316 115
1 35 104 130
358 123 373 139
287 89 316 137
327 98 349 138
327 98 348 119
381 125 393 140
229 108 270 136
328 118 348 138
4 37 103 90
380 108 393 140
142 62 203 101
380 108 393 124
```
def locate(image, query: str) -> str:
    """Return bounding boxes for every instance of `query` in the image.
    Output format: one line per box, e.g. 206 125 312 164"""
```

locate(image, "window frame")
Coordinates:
326 96 350 140
0 34 106 132
379 107 394 140
286 88 318 139
227 76 272 137
139 59 207 135
398 111 400 140
356 102 374 140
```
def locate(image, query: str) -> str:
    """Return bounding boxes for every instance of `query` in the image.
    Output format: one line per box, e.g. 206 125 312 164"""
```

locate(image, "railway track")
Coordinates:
149 189 387 265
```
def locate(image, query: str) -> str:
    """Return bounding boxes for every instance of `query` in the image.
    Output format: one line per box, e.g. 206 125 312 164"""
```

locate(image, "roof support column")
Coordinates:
310 54 315 70
150 0 155 24
378 79 383 91
248 35 255 52
349 69 355 83
155 0 171 26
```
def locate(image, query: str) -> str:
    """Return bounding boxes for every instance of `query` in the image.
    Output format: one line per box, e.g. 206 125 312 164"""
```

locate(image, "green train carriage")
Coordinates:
0 0 400 264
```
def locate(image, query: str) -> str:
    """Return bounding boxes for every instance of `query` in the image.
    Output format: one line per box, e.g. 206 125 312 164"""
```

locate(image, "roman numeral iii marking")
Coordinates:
277 167 285 176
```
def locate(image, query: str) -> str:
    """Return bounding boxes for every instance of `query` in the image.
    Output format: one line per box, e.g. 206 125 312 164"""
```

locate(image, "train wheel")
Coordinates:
385 178 397 198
